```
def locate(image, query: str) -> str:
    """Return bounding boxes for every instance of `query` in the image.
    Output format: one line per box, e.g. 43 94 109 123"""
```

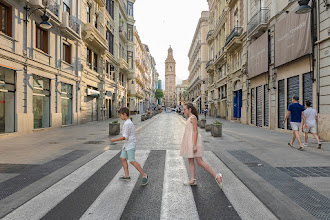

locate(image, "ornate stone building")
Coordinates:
165 47 176 107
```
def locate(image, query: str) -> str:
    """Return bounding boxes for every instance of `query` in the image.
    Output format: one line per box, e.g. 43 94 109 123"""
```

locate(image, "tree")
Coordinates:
155 89 164 100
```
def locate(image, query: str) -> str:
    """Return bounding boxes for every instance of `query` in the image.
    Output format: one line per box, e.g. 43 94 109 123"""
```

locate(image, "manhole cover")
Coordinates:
244 162 263 167
49 142 59 144
84 141 105 144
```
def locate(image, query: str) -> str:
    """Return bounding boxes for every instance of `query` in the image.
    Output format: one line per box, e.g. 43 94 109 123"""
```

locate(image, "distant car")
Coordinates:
166 107 171 113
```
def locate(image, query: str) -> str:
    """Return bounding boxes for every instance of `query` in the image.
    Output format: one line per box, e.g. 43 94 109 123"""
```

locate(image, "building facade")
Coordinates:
188 11 209 114
0 0 82 134
206 0 247 121
0 0 137 135
164 46 176 108
175 80 189 106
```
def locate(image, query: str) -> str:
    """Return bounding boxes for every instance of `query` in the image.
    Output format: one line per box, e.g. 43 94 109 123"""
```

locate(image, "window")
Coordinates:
127 2 133 16
128 51 133 69
63 2 70 14
106 29 114 55
87 4 91 23
93 52 98 72
127 24 133 41
94 13 98 28
36 26 48 53
63 43 71 64
86 48 92 69
0 1 11 36
106 0 114 19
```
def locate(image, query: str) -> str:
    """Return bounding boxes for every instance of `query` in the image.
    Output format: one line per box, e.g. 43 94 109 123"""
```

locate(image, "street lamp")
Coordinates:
296 0 312 14
24 3 52 30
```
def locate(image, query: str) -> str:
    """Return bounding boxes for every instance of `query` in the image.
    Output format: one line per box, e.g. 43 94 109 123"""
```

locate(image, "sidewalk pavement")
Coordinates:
193 113 330 219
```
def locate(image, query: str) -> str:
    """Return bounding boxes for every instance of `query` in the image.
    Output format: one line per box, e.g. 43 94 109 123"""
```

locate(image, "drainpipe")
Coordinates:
316 0 320 113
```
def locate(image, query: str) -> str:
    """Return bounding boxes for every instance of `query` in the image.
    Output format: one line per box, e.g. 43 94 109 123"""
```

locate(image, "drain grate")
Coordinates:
277 166 330 177
203 141 210 143
84 141 105 144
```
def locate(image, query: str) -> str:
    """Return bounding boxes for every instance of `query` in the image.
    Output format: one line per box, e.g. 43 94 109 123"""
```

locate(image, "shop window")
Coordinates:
33 75 50 129
36 26 48 53
61 82 73 125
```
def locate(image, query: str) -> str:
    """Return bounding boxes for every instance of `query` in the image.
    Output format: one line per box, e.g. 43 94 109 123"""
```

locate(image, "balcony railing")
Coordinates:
225 27 242 46
206 30 214 40
247 8 270 36
206 59 213 69
215 47 225 60
42 0 59 16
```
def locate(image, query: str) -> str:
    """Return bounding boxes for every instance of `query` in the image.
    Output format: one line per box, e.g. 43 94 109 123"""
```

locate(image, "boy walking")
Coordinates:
302 101 322 149
110 107 149 185
283 96 305 151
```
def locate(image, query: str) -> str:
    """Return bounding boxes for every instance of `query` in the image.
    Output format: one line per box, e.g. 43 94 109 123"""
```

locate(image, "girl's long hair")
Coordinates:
185 103 199 121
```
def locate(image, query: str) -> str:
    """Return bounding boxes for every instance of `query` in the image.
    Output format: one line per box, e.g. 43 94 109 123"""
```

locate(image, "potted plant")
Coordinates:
130 117 133 121
211 120 222 137
199 118 206 128
109 120 120 136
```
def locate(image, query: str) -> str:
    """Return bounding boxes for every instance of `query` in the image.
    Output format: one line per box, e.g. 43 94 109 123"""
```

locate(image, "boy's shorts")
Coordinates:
290 122 301 131
304 126 317 133
120 148 136 162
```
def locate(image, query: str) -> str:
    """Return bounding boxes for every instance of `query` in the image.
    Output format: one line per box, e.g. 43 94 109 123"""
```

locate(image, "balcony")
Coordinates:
206 30 214 44
42 0 59 17
94 0 106 7
214 47 226 65
61 12 80 40
206 59 214 73
225 27 243 50
120 58 129 73
83 23 107 52
119 26 128 42
247 8 270 38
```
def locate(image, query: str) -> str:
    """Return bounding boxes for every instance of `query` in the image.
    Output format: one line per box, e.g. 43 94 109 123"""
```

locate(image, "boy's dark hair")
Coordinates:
305 100 312 107
292 95 299 101
118 107 129 116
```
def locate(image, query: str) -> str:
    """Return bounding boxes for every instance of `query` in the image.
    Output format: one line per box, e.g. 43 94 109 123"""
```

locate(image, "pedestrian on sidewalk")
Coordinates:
283 96 306 151
203 108 208 118
302 101 322 149
110 107 149 185
180 103 223 189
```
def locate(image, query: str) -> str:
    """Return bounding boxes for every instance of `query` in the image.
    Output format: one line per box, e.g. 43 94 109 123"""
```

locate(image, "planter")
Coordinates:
199 119 206 128
141 115 145 121
211 123 222 137
109 123 120 135
205 124 212 132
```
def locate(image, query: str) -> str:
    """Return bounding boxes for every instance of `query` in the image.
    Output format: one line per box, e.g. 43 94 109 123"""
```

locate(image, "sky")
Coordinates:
134 0 209 90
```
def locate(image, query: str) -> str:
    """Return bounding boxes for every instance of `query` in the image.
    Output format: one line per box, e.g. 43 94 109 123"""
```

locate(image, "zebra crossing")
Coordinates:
1 150 277 220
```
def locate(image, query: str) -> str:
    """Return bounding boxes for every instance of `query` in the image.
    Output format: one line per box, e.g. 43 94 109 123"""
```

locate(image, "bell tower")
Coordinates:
165 46 176 107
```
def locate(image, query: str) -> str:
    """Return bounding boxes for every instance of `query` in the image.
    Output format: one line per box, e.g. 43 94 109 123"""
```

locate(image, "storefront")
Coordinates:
61 83 73 125
33 75 50 129
86 88 99 122
0 67 15 133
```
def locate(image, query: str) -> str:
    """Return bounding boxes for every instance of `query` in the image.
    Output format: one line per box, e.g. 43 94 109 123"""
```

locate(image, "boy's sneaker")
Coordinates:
298 146 304 151
119 176 131 181
303 143 308 147
142 174 149 186
317 143 322 149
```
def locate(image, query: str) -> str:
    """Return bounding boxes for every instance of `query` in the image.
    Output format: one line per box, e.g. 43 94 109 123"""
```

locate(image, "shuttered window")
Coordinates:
264 85 269 127
278 80 285 129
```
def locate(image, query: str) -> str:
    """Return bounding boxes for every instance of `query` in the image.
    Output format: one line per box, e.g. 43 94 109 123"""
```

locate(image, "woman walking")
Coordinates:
180 103 223 189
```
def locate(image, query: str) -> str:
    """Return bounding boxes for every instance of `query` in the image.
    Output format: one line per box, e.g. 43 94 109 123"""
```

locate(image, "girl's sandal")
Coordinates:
215 173 223 190
184 179 197 186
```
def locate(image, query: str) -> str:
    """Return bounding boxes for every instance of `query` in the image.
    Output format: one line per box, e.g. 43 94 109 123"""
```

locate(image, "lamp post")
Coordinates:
24 3 52 30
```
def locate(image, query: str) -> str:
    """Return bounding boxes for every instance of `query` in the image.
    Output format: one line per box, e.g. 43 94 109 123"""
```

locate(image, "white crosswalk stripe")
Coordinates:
1 150 277 220
2 150 120 220
80 150 150 220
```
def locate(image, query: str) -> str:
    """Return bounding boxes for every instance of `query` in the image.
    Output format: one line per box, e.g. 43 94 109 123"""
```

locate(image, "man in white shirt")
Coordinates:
302 101 321 149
